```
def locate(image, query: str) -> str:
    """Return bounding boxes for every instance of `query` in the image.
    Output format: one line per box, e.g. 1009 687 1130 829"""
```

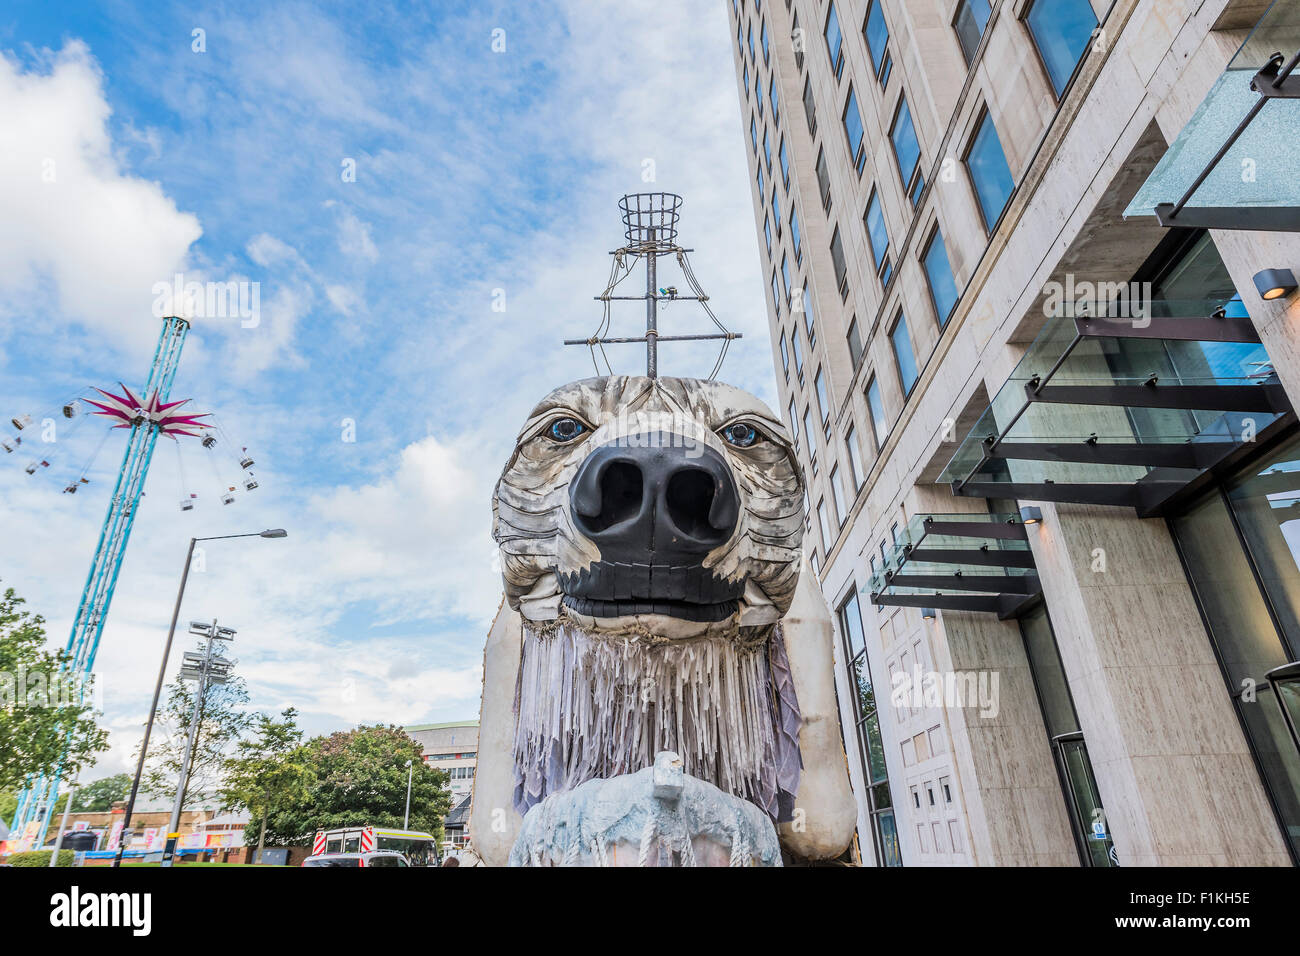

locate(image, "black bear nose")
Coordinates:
570 432 739 559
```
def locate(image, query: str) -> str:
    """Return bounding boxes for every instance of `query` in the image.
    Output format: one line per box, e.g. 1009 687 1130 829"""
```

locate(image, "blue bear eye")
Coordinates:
548 417 586 442
721 422 759 447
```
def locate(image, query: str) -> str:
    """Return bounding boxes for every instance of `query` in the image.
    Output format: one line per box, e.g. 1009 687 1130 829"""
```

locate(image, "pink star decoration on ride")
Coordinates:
83 383 211 439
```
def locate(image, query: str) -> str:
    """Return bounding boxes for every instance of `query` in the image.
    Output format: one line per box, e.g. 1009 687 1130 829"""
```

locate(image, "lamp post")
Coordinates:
112 529 286 868
404 759 414 830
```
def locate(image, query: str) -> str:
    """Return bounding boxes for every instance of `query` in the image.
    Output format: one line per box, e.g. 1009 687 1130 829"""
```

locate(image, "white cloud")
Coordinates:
0 41 202 355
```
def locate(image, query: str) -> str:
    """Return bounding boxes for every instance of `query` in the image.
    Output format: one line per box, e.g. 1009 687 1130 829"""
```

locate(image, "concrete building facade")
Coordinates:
728 0 1300 865
406 720 479 803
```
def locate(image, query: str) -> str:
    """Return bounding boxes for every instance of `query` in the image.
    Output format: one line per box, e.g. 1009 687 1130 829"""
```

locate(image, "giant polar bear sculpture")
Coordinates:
470 375 857 865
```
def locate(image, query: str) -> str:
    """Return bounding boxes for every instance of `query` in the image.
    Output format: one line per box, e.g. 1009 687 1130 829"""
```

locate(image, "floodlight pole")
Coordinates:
161 619 218 866
646 226 657 378
113 529 285 867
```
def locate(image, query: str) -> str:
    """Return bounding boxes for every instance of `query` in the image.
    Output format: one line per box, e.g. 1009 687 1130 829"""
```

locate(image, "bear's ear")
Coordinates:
776 559 858 861
468 601 525 866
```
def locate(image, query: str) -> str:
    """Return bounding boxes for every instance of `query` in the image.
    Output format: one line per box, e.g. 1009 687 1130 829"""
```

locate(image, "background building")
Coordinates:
729 0 1300 866
405 720 479 803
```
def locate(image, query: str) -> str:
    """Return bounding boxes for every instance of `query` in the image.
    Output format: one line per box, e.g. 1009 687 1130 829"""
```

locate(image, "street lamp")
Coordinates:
404 759 414 830
112 529 287 868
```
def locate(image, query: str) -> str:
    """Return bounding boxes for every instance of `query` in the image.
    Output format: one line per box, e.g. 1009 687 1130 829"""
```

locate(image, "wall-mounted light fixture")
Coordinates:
1019 505 1043 525
922 607 936 621
1254 268 1297 301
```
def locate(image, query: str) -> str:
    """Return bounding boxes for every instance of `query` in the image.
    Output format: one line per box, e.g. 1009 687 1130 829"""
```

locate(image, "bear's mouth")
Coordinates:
559 561 743 623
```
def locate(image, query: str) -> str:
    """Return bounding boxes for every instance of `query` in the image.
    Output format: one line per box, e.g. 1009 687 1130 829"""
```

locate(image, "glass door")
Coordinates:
1055 733 1118 867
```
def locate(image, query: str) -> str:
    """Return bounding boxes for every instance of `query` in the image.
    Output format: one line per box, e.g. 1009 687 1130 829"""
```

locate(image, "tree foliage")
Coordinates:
71 773 133 812
140 649 254 809
217 708 311 856
0 586 109 794
254 725 451 846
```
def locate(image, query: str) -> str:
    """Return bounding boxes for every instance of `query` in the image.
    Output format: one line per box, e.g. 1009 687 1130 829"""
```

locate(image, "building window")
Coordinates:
769 75 780 126
750 115 759 154
847 316 863 368
845 423 865 488
890 312 919 395
843 85 866 174
814 367 831 429
866 375 888 448
788 398 799 444
890 96 924 207
762 127 772 169
770 269 780 313
953 0 992 66
781 253 792 303
755 75 764 118
803 76 817 135
779 330 789 376
743 61 750 99
863 0 892 85
763 215 773 256
1025 0 1099 98
771 188 781 235
816 147 832 212
790 205 802 262
965 109 1015 231
863 189 892 284
922 226 960 327
747 21 756 62
779 137 790 189
801 286 816 345
824 2 844 79
830 463 847 526
793 13 804 71
792 329 804 379
839 590 903 867
804 407 818 469
830 225 848 300
817 498 833 551
1171 433 1300 863
761 17 770 64
756 163 764 202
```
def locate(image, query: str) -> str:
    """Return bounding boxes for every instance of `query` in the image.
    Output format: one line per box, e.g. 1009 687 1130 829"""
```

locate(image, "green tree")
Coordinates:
218 708 311 861
71 772 133 812
0 586 108 795
140 651 254 810
261 725 451 846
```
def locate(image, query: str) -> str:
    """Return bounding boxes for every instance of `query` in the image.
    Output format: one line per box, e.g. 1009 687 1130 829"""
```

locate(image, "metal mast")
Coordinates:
566 193 739 379
9 315 195 849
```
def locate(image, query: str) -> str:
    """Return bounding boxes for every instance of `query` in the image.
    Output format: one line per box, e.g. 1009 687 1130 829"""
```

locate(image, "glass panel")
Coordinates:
865 191 889 270
923 228 959 325
967 112 1015 228
864 0 889 76
1237 685 1300 857
867 378 888 447
953 0 991 65
851 655 875 718
1174 490 1288 688
863 713 887 783
1026 0 1098 97
1227 439 1300 656
875 809 903 866
1019 605 1081 739
891 99 921 187
1125 69 1300 218
1059 738 1118 867
824 2 843 76
844 87 865 171
892 316 918 394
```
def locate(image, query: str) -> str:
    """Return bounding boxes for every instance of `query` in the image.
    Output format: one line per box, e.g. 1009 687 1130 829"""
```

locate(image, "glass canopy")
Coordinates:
938 298 1293 517
867 513 1041 620
1124 0 1300 231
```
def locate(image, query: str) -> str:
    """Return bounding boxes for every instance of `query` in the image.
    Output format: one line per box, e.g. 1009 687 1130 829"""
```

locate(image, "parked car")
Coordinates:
301 850 410 868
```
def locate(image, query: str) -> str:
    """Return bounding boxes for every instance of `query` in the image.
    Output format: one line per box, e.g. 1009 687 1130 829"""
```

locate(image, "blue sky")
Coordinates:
0 1 774 793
